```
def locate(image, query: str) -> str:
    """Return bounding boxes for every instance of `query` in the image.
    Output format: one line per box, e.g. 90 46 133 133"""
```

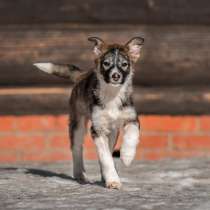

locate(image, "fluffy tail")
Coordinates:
33 62 83 83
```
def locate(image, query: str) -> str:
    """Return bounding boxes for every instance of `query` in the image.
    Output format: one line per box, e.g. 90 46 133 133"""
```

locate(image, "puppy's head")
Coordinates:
88 37 144 86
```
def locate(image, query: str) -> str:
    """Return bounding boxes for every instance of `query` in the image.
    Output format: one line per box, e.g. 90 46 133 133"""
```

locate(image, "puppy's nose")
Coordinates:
112 73 121 81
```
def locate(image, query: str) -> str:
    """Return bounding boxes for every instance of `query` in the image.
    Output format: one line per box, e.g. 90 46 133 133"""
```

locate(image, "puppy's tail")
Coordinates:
33 62 83 83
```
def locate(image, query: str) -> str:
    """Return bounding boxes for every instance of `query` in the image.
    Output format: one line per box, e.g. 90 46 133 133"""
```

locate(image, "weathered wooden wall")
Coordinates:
0 0 210 25
1 25 210 86
0 1 210 115
1 87 210 115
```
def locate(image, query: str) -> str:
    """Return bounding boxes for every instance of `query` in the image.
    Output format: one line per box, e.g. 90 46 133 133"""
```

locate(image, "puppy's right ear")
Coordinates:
88 37 106 57
125 37 144 63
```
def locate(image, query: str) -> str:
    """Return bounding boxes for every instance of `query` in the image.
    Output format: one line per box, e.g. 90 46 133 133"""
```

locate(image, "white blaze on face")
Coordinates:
121 123 140 166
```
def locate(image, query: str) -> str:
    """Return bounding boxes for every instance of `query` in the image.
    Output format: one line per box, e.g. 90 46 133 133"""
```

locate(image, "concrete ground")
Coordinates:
0 158 210 210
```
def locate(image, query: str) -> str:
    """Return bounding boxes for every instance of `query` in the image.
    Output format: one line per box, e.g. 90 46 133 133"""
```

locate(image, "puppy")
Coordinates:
34 37 144 189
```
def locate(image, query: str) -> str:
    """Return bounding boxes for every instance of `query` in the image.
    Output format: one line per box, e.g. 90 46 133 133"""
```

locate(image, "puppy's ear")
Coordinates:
125 37 144 62
88 37 106 57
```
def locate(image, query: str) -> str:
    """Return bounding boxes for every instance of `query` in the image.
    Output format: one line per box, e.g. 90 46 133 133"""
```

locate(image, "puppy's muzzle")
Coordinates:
112 73 121 81
110 72 122 84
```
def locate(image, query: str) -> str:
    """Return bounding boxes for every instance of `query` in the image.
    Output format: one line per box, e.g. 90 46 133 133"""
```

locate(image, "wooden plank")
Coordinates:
0 24 210 86
0 87 71 115
0 86 210 115
0 0 210 25
134 87 210 115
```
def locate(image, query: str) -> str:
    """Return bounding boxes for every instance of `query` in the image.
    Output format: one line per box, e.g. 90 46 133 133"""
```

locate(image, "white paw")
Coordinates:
120 147 136 166
106 181 122 190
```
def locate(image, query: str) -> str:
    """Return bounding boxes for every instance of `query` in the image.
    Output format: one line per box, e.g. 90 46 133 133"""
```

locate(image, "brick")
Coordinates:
115 133 123 150
21 151 71 162
1 114 210 163
16 115 57 132
16 115 68 132
84 135 95 148
55 115 68 130
173 135 210 150
0 136 21 150
142 150 205 161
143 151 169 161
135 148 144 160
139 135 168 149
0 153 18 163
141 116 197 132
84 148 98 160
0 116 15 131
49 135 70 149
20 136 47 151
43 152 71 162
200 116 210 131
169 151 205 159
0 136 47 152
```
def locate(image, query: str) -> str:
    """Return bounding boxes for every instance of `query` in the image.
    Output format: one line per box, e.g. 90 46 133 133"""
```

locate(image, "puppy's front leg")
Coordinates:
121 120 140 166
92 130 121 189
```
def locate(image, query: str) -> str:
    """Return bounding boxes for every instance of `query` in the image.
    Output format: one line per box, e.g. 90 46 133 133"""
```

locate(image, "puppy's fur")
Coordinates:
34 37 144 189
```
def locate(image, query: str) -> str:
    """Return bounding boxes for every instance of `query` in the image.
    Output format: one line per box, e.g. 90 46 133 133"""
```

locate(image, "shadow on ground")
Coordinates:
0 167 104 187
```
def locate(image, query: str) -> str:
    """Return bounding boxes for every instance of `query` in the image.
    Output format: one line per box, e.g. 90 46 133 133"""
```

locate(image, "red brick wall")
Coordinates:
0 115 210 163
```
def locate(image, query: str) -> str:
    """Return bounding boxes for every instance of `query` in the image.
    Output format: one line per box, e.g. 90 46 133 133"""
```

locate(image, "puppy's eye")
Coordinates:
103 61 110 67
122 62 128 68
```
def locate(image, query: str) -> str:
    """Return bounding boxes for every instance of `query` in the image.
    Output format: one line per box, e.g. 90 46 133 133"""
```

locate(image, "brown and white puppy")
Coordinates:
34 37 144 189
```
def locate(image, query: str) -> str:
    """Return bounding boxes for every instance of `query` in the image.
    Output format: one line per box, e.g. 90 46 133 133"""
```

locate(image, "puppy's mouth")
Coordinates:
110 82 121 87
109 78 123 86
110 72 122 83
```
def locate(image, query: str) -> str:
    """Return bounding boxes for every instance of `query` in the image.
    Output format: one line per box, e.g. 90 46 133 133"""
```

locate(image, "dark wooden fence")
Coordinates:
0 1 210 115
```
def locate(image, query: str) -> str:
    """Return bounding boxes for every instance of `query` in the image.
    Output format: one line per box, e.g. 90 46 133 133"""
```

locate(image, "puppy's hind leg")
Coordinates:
69 117 88 183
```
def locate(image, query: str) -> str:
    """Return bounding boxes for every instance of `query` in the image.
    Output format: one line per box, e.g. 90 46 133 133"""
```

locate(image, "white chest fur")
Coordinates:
97 82 127 120
92 93 123 130
102 99 122 120
92 106 120 137
92 80 134 134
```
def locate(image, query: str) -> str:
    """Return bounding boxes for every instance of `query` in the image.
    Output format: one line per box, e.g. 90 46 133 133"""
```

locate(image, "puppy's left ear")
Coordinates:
125 37 144 62
88 37 106 57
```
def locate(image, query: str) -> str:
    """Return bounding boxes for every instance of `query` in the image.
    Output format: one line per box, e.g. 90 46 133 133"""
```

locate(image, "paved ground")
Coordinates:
0 158 210 210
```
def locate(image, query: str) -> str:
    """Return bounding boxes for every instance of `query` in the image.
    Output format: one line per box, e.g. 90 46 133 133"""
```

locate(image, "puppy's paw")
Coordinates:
120 153 134 167
106 181 122 190
74 174 89 184
120 147 136 166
